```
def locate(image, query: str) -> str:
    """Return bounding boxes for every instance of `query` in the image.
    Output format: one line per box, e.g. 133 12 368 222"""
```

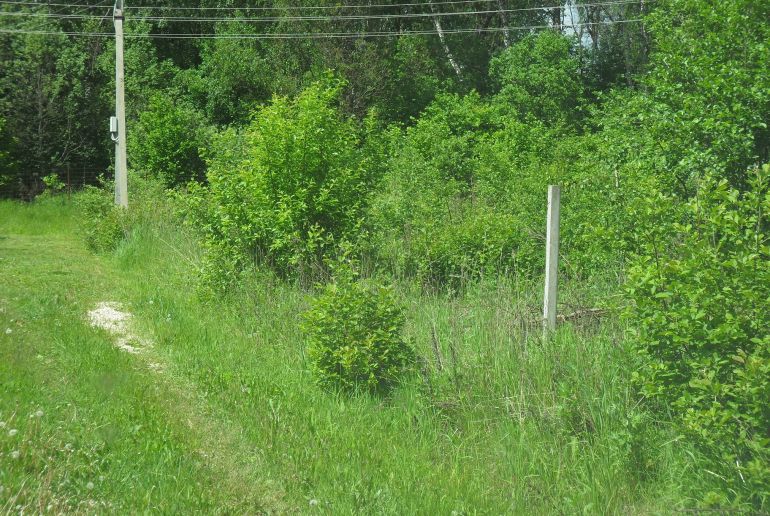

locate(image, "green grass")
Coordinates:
1 194 694 513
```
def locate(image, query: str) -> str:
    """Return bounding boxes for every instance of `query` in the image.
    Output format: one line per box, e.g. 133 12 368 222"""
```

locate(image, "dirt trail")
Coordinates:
87 302 144 353
85 300 284 511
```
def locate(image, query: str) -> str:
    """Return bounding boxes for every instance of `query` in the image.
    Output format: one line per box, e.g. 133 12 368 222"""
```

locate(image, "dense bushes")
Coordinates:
130 94 210 188
303 263 414 394
489 31 584 127
190 78 378 286
77 185 129 253
369 90 559 285
0 116 11 192
76 175 174 252
626 165 770 506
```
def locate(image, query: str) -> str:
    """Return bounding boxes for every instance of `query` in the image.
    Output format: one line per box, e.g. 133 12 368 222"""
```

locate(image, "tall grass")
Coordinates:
1 189 696 512
112 183 694 512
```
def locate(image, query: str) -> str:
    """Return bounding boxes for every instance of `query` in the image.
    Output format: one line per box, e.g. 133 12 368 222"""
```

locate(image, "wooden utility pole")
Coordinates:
543 185 561 336
113 0 128 207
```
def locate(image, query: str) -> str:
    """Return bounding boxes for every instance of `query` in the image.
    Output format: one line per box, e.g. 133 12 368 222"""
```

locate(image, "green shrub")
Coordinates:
302 264 414 394
130 94 209 188
626 165 770 507
489 31 584 127
76 185 128 253
42 173 66 193
191 77 377 286
370 92 554 285
381 205 528 288
76 175 173 253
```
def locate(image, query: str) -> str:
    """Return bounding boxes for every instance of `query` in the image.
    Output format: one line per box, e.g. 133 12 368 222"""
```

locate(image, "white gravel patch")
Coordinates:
87 302 148 354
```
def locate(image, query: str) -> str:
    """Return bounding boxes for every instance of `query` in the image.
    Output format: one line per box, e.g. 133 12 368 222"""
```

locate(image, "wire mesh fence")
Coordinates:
0 167 112 200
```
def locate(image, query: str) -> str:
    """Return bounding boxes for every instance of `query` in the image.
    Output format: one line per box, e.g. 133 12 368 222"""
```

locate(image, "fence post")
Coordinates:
543 185 560 337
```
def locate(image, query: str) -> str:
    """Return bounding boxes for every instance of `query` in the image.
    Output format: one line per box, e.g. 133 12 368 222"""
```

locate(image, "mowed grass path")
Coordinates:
0 199 275 513
1 197 687 514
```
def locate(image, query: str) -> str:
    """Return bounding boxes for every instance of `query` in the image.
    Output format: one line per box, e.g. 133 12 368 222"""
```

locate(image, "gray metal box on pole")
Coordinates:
113 0 128 208
543 185 560 336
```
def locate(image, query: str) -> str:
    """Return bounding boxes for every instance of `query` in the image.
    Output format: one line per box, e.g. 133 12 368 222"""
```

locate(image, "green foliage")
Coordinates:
130 94 209 187
370 91 555 285
76 175 172 253
626 165 770 507
191 78 377 285
42 173 66 194
586 0 770 199
644 0 770 188
76 185 128 253
183 29 271 125
0 27 111 198
303 263 414 394
490 31 584 126
0 115 15 191
376 36 444 122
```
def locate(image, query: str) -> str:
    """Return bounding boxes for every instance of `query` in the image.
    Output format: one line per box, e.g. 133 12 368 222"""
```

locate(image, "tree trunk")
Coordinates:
639 0 651 59
497 0 511 48
429 2 463 80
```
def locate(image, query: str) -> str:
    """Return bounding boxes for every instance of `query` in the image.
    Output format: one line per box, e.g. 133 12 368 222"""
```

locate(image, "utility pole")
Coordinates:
543 185 561 337
113 0 128 207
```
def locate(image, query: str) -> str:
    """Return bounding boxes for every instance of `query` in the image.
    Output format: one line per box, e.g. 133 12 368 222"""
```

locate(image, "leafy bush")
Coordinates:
77 185 128 252
191 78 377 285
303 264 414 394
76 175 173 253
130 94 209 187
370 92 555 285
41 173 66 195
489 31 584 127
626 165 770 507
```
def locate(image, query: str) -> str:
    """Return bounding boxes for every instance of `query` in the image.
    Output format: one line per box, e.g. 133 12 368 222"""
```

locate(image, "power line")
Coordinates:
128 0 646 14
0 0 648 23
0 0 111 9
135 0 645 22
0 0 646 12
0 0 113 44
0 11 110 19
1 0 493 10
0 18 644 38
125 0 506 10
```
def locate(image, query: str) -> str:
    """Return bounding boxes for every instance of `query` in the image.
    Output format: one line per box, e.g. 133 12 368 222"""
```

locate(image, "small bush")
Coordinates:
626 165 770 508
303 264 414 394
76 184 128 252
42 173 66 194
403 206 525 287
76 175 173 253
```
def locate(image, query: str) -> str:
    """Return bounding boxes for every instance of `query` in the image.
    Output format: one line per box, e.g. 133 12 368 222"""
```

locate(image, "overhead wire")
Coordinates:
0 0 647 13
0 18 644 38
0 0 113 38
0 0 112 12
0 0 649 23
123 0 642 11
0 0 649 39
0 0 530 10
129 0 646 18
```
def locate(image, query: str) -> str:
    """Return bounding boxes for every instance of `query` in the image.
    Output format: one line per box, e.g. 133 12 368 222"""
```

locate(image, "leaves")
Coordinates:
190 77 378 285
302 262 414 394
626 165 770 505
